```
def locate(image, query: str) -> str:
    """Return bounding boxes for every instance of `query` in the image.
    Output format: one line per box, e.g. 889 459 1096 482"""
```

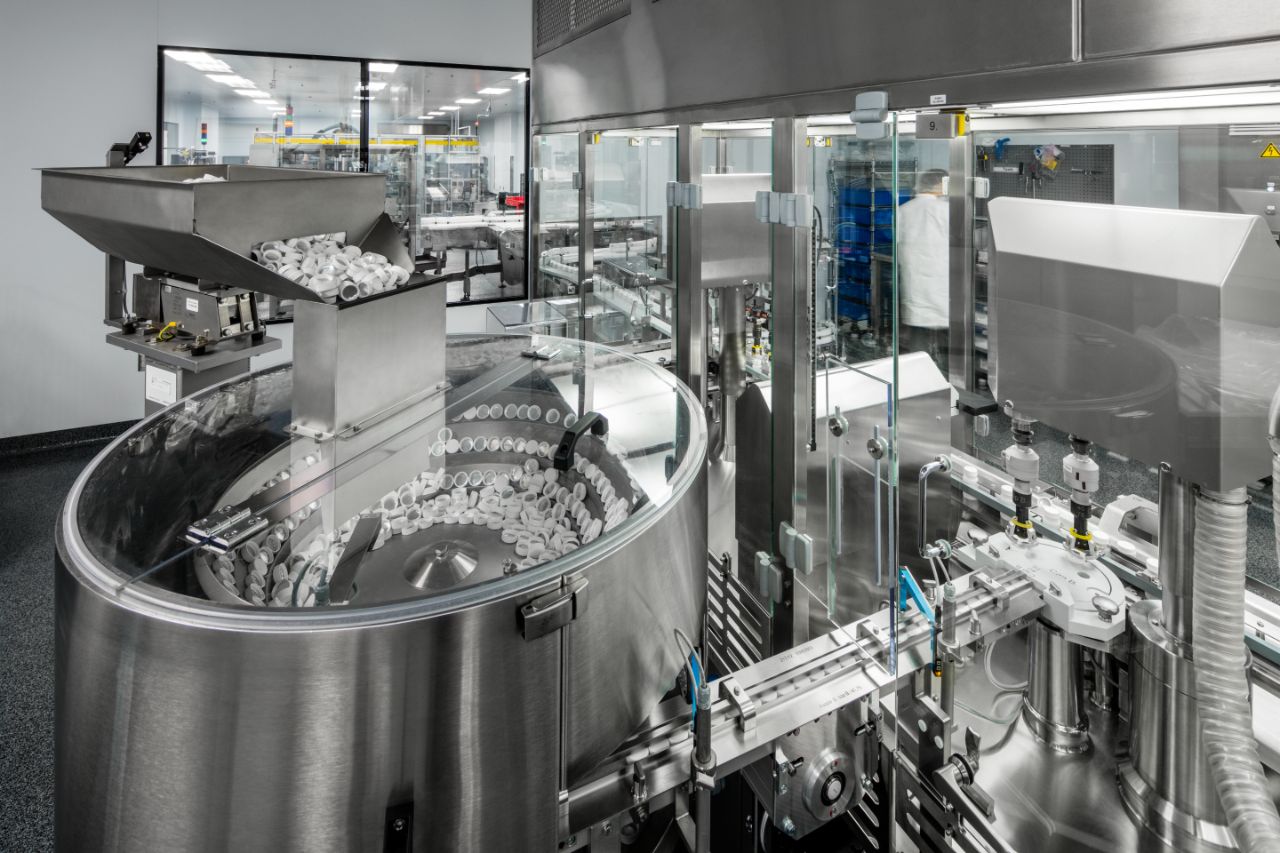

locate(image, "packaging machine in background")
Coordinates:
522 2 1280 853
36 3 1280 853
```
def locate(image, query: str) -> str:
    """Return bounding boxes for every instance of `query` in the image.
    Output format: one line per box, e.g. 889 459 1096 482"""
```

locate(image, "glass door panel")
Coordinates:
586 128 678 355
531 133 580 302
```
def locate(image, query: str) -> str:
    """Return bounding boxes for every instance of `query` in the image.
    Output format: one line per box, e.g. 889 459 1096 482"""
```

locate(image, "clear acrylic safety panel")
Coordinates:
800 117 917 656
78 336 700 610
532 133 580 300
586 128 678 355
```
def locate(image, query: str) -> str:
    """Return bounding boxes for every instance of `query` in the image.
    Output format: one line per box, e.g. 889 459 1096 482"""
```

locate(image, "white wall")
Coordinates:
0 0 531 438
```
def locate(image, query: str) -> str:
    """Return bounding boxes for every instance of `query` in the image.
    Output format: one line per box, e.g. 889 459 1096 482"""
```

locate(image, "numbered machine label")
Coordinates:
144 364 178 406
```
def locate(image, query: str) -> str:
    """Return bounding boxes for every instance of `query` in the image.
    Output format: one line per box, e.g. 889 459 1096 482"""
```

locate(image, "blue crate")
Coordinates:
834 224 873 245
839 206 895 226
839 187 913 207
837 293 871 322
839 261 871 283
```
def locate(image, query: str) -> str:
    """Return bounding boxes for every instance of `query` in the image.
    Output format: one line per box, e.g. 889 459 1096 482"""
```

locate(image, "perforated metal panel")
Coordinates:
536 0 630 56
979 145 1115 209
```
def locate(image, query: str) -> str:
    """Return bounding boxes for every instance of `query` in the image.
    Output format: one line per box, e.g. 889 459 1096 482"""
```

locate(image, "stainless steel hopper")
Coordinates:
41 164 410 302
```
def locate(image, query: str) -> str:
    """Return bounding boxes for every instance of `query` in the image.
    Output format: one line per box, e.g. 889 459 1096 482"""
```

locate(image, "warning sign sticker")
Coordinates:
1262 142 1280 159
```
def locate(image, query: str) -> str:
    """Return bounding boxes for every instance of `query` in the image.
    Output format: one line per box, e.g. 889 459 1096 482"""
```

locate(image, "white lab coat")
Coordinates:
897 194 950 329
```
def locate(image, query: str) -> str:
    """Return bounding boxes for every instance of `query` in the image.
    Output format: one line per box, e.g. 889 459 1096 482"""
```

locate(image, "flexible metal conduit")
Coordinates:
1192 486 1280 853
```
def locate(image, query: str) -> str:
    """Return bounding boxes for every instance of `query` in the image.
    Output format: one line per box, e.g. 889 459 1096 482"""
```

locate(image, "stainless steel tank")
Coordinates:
54 334 707 851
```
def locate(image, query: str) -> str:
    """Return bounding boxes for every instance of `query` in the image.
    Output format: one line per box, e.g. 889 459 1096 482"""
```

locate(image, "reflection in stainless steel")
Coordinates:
403 539 480 590
55 336 707 852
989 198 1280 491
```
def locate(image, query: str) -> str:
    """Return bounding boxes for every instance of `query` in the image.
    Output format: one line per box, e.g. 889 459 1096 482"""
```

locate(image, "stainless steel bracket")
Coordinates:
970 572 1009 610
719 677 757 732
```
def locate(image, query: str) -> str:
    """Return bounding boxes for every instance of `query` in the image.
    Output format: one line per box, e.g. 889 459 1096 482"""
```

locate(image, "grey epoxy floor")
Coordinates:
0 445 99 853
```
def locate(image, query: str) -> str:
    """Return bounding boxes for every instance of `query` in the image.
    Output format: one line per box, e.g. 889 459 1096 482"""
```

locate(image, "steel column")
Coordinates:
1158 463 1197 646
769 119 813 539
947 130 976 451
577 131 596 342
676 124 706 408
526 143 543 297
770 119 813 650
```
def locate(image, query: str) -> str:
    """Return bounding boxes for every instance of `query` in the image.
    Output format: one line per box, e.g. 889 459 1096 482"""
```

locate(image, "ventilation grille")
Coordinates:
536 0 630 55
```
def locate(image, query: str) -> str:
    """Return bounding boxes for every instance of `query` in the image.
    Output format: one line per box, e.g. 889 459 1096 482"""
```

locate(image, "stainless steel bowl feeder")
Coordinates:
44 166 708 852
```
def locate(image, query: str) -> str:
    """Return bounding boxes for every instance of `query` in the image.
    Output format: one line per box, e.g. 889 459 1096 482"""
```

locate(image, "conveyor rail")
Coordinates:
565 567 1042 834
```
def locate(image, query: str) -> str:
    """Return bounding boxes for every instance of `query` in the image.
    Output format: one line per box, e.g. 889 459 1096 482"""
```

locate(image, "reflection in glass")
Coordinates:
161 49 530 305
79 335 698 609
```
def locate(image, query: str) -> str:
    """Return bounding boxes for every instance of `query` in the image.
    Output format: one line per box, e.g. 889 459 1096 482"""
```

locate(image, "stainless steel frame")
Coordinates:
532 2 1280 135
675 124 705 407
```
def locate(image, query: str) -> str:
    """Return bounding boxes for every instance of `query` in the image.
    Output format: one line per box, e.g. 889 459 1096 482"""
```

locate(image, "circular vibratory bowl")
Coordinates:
55 334 707 852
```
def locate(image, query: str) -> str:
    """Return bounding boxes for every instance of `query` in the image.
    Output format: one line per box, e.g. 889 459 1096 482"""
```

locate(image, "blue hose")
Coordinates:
689 653 704 721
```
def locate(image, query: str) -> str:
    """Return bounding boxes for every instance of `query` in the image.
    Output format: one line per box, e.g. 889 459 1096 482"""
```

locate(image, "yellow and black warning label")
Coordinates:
1261 142 1280 159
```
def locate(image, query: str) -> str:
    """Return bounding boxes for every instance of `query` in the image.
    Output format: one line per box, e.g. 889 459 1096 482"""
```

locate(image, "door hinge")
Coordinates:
756 551 784 604
519 574 589 640
755 191 813 228
779 522 814 575
667 181 703 210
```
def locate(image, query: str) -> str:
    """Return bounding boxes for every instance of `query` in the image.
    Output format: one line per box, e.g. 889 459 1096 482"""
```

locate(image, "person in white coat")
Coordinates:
897 169 950 377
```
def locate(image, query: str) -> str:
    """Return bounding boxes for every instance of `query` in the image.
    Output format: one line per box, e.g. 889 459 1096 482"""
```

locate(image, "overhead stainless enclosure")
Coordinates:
988 197 1280 490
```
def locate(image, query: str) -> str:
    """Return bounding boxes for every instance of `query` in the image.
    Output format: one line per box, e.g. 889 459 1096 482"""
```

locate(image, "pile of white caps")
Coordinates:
253 235 411 304
202 415 635 608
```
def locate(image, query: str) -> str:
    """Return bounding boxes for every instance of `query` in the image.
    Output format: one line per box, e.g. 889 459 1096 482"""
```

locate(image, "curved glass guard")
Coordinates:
76 335 698 609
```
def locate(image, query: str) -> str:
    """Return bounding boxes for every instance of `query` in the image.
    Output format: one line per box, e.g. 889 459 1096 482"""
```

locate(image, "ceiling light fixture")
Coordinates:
206 74 257 89
369 62 398 73
969 84 1280 117
165 50 233 73
477 87 509 95
438 105 460 111
455 98 481 104
234 89 267 97
355 81 388 92
511 73 529 83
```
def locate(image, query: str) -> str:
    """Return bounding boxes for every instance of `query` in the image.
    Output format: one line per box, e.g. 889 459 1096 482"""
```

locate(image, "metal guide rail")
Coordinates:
565 566 1042 834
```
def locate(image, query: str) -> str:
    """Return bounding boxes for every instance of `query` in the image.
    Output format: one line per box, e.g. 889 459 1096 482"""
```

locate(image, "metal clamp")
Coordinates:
186 508 268 553
919 455 952 559
519 575 589 640
719 677 757 733
970 571 1009 610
